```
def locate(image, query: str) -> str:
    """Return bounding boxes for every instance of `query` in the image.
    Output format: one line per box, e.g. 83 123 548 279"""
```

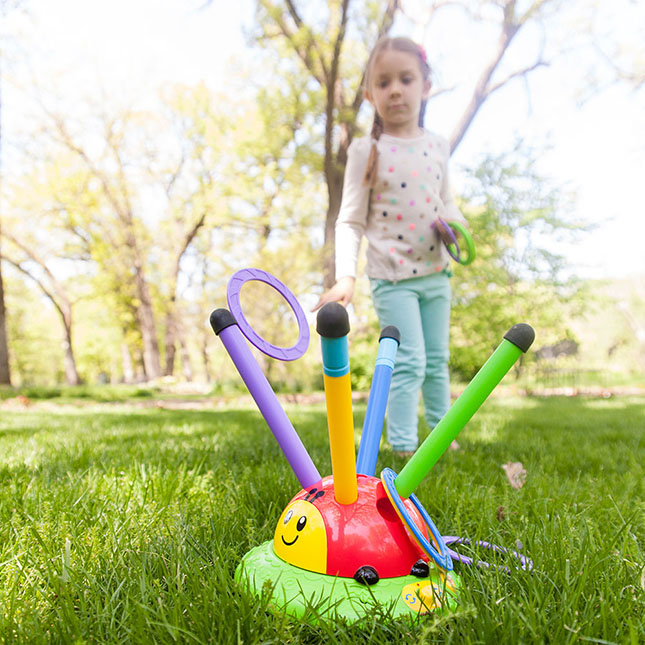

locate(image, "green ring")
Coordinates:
448 222 476 265
235 541 460 623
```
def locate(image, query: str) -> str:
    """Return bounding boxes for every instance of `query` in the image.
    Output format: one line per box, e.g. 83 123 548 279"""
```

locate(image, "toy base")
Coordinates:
235 541 461 623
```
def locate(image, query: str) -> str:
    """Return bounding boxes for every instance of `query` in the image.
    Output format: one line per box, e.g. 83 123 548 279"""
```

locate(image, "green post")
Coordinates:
394 323 535 499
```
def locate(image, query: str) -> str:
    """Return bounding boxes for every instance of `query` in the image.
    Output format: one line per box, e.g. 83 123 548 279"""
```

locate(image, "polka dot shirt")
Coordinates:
335 130 466 282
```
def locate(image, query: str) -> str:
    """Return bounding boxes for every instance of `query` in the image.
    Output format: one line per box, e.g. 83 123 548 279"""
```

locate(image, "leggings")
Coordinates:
370 273 451 452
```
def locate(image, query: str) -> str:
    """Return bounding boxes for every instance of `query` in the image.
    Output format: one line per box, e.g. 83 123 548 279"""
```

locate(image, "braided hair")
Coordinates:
362 37 432 187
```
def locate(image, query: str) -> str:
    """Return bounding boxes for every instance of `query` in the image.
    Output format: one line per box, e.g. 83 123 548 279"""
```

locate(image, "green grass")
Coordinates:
0 395 643 643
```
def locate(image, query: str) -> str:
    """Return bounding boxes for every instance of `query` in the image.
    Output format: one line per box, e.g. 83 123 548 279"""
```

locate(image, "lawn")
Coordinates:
0 393 643 643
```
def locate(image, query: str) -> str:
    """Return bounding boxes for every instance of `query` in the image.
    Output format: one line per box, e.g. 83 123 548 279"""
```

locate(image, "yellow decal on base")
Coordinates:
273 499 327 573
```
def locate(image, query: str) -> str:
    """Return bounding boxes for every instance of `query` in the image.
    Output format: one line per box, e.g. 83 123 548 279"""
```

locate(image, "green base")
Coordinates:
235 541 461 623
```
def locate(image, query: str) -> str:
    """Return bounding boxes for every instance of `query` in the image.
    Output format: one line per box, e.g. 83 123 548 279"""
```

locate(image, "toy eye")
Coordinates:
296 516 307 531
284 509 293 525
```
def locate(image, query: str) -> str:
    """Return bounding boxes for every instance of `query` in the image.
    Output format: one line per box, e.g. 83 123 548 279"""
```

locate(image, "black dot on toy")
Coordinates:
411 559 430 578
354 565 380 586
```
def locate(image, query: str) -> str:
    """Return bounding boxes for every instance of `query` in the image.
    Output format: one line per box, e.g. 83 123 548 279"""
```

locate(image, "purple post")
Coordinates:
210 309 321 489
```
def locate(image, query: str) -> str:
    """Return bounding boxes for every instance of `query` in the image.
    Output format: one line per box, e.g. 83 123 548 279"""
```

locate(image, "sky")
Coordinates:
4 0 645 282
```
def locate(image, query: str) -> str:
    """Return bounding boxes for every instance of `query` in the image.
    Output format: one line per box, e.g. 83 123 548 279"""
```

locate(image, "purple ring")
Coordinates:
434 218 461 262
226 268 309 361
442 536 533 572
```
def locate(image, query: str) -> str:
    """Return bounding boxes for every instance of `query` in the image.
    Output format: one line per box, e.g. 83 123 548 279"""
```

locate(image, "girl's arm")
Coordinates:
312 276 355 311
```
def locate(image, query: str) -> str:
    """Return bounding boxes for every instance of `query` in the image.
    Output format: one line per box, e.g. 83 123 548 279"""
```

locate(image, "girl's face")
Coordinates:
366 48 431 138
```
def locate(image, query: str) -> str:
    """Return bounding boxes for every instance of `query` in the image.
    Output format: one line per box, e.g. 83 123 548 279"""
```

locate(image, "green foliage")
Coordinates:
0 395 642 641
449 145 591 380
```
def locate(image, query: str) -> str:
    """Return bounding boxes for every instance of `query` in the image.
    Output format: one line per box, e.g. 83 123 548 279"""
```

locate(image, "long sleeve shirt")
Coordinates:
335 130 466 282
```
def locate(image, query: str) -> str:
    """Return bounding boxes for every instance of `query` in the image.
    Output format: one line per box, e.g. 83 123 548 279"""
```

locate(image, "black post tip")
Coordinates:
209 308 237 335
504 323 535 353
316 302 350 338
380 325 401 345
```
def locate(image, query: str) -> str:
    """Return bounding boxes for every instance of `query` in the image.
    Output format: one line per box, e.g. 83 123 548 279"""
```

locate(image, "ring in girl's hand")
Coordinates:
434 219 475 265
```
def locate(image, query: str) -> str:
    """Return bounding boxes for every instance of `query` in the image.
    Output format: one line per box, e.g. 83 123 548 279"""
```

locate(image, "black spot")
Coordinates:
410 559 430 578
424 151 428 156
296 516 307 531
430 246 435 251
383 211 388 217
304 489 325 503
397 235 403 240
353 565 380 586
436 175 440 180
401 182 407 188
413 269 418 274
434 206 438 212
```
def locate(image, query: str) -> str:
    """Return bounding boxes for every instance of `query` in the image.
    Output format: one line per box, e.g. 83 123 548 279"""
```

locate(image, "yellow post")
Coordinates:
323 372 357 504
317 303 358 505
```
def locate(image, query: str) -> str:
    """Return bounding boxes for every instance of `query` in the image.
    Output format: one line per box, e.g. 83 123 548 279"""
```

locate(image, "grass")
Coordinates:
0 393 643 643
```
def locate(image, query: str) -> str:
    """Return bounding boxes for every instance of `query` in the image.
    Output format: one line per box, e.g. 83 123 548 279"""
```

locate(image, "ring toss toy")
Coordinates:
210 268 534 622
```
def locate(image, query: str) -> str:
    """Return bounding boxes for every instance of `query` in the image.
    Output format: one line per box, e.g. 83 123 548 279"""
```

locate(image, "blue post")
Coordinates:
356 326 400 476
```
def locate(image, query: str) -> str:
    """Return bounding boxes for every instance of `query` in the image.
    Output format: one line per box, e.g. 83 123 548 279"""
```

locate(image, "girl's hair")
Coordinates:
362 37 432 187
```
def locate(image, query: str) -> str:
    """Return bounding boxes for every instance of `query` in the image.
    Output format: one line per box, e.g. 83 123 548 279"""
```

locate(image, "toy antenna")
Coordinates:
393 323 535 499
356 326 400 477
316 303 357 505
210 308 321 489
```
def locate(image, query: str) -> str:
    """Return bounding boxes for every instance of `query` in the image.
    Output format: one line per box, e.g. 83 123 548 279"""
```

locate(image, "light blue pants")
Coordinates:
370 273 451 452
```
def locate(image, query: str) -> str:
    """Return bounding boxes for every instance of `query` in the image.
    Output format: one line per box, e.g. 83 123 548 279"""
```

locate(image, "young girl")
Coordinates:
313 36 467 455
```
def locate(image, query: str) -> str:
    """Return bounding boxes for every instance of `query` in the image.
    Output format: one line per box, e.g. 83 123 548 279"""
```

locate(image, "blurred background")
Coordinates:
1 0 643 395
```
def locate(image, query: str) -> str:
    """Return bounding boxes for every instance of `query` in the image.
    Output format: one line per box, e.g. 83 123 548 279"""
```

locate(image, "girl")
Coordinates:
313 36 467 455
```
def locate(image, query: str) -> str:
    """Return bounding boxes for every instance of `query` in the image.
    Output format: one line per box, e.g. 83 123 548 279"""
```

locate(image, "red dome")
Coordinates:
283 474 429 579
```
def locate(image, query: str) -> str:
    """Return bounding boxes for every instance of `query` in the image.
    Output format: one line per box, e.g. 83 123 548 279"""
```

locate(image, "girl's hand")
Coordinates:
311 276 356 312
435 218 456 246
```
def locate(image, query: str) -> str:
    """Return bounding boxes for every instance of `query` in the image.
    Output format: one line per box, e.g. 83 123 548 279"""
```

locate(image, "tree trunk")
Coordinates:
179 335 193 382
60 303 80 385
323 163 345 288
132 262 162 380
0 253 11 385
164 307 177 376
121 340 135 383
62 334 80 385
201 336 211 383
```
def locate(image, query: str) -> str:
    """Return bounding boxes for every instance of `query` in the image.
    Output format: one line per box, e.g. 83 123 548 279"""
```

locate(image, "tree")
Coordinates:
253 0 563 287
0 0 29 385
255 0 400 286
1 222 82 385
449 144 589 378
16 87 237 382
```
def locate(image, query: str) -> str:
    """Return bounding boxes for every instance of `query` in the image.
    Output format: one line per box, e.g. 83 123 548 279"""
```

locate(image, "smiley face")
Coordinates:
273 497 327 573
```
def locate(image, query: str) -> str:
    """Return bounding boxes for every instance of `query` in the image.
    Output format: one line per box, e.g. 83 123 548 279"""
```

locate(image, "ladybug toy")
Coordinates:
210 269 534 622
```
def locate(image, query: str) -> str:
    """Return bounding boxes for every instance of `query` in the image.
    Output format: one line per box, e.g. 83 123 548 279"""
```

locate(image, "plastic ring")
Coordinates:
448 221 476 265
381 467 453 571
442 536 533 572
226 268 310 361
435 218 460 262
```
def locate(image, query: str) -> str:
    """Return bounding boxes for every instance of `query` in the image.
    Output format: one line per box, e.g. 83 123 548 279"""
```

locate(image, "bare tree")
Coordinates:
2 232 80 384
